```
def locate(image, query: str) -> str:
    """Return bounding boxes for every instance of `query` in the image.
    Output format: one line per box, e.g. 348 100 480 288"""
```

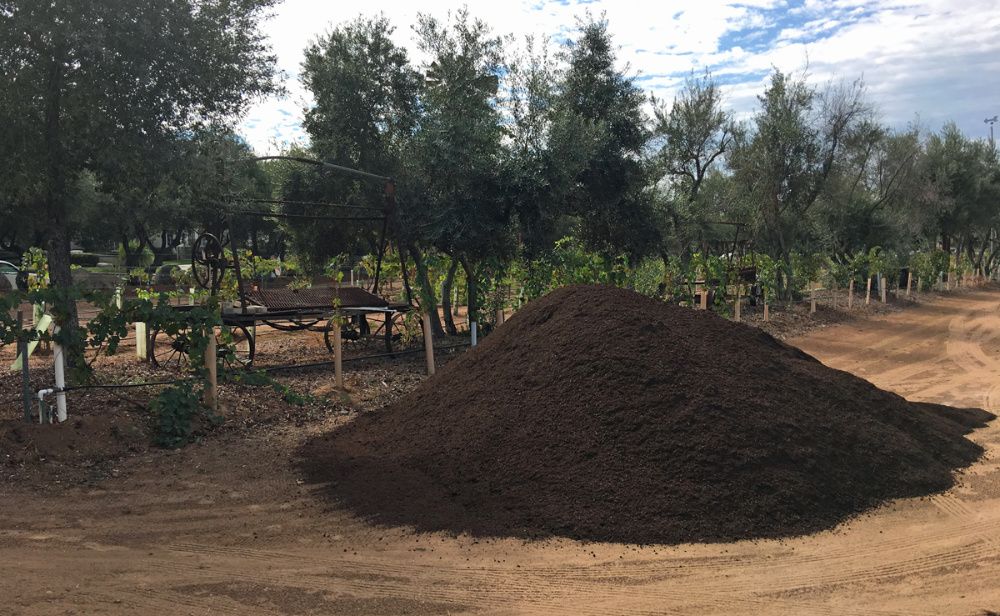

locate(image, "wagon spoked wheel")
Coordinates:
218 324 255 370
148 326 192 371
192 232 227 292
149 324 255 371
324 315 375 354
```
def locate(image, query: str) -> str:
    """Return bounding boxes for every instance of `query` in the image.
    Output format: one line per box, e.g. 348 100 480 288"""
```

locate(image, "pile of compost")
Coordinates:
300 285 993 544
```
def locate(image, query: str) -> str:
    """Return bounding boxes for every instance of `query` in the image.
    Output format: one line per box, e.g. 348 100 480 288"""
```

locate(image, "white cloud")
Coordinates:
237 0 1000 152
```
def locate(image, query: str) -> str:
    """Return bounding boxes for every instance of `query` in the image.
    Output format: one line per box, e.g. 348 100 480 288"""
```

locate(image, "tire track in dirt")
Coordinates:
159 509 1000 604
143 552 910 616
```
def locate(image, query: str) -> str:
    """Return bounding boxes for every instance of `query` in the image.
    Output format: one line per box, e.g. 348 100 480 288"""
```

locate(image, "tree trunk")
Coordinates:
122 235 144 268
397 249 414 306
441 256 459 336
250 228 260 257
408 246 445 338
42 40 81 369
461 257 479 326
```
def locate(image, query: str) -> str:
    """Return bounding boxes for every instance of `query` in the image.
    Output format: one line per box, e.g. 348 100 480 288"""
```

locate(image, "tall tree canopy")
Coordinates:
558 16 655 260
292 14 420 270
0 0 279 339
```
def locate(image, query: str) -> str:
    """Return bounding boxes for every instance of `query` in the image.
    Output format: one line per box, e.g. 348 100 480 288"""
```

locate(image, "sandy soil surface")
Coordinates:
2 289 1000 615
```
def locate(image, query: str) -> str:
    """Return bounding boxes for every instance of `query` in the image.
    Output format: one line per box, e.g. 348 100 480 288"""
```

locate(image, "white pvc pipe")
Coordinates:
52 328 67 422
37 388 54 424
470 321 478 347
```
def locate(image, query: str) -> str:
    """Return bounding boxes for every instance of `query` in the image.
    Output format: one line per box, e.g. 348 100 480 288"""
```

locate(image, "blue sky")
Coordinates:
238 0 1000 153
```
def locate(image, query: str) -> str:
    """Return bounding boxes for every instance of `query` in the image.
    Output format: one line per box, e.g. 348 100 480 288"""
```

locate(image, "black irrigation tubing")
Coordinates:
258 342 472 374
0 377 197 407
61 377 198 393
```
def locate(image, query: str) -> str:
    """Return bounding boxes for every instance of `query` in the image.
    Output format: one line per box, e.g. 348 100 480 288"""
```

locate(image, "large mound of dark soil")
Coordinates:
300 285 993 544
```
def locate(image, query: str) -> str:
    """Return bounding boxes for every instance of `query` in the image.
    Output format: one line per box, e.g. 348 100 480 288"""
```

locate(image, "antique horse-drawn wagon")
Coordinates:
147 157 410 370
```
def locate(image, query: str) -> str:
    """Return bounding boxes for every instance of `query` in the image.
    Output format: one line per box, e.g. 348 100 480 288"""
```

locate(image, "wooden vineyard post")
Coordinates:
204 331 218 412
917 276 922 293
880 273 887 303
763 289 769 322
848 279 854 309
906 271 912 298
865 277 872 305
734 285 741 322
333 317 343 389
809 283 817 314
422 311 436 376
495 306 505 326
699 284 708 310
135 322 147 360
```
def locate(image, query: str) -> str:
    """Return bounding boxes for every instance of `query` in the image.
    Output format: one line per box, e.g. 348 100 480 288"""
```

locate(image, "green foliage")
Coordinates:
827 251 868 288
909 250 950 286
754 253 780 299
21 248 49 290
557 16 656 259
790 252 827 293
520 236 628 298
117 241 155 269
149 381 221 448
629 258 667 298
225 369 313 406
689 252 731 313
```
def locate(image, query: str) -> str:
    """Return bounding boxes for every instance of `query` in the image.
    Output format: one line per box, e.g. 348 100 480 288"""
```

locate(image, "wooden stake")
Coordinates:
204 331 218 412
734 285 741 322
17 311 31 422
906 271 912 298
763 289 769 322
848 279 854 309
809 284 817 314
880 273 887 303
135 322 147 360
495 306 505 326
865 277 872 305
699 284 708 310
333 317 343 389
422 312 436 376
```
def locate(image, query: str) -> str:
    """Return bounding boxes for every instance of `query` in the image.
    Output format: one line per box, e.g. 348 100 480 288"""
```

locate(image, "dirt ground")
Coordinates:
2 289 1000 615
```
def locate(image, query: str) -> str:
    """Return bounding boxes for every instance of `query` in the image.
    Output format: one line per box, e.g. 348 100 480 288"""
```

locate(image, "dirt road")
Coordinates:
2 290 999 615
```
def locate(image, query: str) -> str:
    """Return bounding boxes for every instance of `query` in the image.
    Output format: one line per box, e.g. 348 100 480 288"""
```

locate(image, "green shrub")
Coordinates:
150 381 222 448
117 241 154 268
